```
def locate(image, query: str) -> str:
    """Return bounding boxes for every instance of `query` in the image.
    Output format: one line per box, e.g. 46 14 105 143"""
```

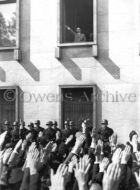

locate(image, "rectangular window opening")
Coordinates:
0 0 17 48
60 0 94 44
0 86 18 132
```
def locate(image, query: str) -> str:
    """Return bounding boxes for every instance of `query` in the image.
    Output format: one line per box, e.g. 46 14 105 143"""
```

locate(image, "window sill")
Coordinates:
55 43 97 59
0 47 20 61
57 42 96 47
0 47 18 51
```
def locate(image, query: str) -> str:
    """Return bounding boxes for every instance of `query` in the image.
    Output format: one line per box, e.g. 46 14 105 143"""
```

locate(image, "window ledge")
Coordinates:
0 47 20 61
57 42 96 47
0 47 18 51
55 43 97 58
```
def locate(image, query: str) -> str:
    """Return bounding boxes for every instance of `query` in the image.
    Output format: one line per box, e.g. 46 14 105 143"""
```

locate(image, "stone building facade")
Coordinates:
0 0 139 143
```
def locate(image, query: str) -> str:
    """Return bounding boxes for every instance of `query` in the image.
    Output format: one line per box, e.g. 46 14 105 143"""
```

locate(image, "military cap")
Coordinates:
28 122 34 127
4 120 10 125
101 119 108 125
34 120 40 125
46 121 53 126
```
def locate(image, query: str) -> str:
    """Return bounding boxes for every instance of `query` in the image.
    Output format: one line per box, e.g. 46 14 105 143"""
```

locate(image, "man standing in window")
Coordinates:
65 25 86 42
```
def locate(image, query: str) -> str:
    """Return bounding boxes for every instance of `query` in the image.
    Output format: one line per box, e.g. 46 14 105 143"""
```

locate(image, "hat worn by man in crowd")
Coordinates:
28 122 34 131
64 121 70 130
53 121 57 126
12 121 19 131
34 120 44 132
52 121 60 136
101 119 108 126
4 120 10 126
46 121 53 127
4 120 11 132
34 120 40 125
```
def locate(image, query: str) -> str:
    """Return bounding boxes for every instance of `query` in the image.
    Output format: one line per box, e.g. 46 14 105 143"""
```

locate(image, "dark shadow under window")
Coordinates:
61 0 93 43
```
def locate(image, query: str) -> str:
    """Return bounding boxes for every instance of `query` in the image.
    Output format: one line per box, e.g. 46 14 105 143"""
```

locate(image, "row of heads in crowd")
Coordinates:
2 118 96 130
2 118 138 142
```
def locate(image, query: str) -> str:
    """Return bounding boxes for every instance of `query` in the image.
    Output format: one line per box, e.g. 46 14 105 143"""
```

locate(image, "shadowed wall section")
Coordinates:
0 67 6 82
19 0 40 81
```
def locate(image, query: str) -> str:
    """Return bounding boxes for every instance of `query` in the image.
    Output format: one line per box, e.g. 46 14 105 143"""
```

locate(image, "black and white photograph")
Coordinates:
0 0 140 190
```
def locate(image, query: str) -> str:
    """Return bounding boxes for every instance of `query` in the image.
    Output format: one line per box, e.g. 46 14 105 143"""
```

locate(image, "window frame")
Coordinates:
59 84 97 130
57 0 97 47
0 0 20 51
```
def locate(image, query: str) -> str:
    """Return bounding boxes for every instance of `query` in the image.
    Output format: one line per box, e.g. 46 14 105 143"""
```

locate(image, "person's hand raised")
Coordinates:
121 145 131 164
68 155 78 173
135 169 140 186
112 148 122 164
14 139 23 153
74 157 91 190
2 148 13 165
72 135 86 154
103 163 121 190
99 157 109 172
50 164 68 190
135 152 140 165
0 131 7 149
40 141 54 164
29 147 40 175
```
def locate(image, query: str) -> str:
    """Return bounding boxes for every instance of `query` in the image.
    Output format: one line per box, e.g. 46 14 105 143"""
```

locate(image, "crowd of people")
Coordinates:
0 118 140 190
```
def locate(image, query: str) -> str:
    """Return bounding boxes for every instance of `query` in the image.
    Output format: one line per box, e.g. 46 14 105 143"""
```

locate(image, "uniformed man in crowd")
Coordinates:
11 121 20 145
97 119 114 143
52 121 59 132
65 120 77 149
34 120 44 132
2 120 12 149
4 120 11 132
69 120 77 135
19 120 28 139
28 122 34 132
62 121 72 144
52 121 61 141
43 121 56 142
63 120 69 130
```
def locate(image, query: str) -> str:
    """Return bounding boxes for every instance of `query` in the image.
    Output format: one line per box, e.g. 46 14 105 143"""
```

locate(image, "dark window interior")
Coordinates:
62 88 93 129
61 0 93 43
0 89 16 131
